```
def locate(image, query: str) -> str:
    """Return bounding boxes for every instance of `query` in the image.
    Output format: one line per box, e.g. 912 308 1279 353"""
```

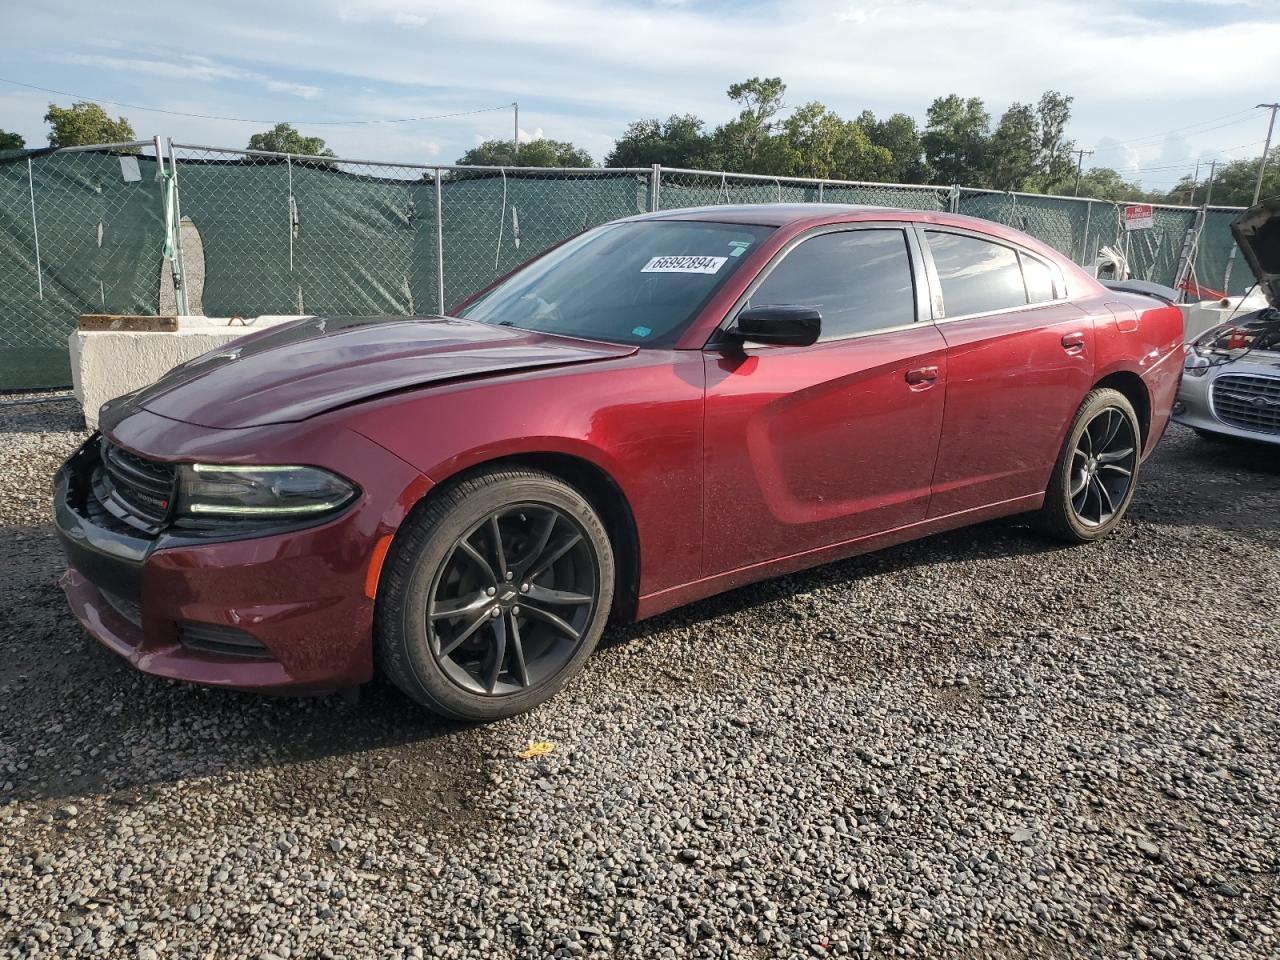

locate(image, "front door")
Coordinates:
702 226 948 576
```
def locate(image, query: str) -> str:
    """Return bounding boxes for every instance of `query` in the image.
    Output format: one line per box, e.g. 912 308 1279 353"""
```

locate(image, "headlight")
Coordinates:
175 463 358 520
1183 349 1211 377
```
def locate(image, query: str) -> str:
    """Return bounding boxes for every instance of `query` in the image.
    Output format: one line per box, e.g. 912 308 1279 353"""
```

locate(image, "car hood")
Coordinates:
1231 198 1280 307
99 315 637 431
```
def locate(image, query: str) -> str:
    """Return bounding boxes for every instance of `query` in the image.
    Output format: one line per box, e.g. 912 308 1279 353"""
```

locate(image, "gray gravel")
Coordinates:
1 395 1278 960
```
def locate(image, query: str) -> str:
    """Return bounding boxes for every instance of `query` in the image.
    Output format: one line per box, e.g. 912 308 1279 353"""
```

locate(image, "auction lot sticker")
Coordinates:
641 255 728 274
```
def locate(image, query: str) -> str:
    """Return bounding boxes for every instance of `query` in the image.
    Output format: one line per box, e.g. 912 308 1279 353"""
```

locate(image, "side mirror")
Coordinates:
727 305 821 347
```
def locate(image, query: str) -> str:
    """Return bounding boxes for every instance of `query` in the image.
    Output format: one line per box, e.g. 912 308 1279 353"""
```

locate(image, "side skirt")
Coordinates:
634 492 1045 621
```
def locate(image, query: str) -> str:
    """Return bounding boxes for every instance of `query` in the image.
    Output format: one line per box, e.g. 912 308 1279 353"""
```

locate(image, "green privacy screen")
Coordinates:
0 149 165 389
0 146 1254 390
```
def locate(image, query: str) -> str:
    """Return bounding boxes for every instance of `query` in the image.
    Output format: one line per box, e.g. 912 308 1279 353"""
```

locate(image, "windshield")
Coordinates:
459 220 774 346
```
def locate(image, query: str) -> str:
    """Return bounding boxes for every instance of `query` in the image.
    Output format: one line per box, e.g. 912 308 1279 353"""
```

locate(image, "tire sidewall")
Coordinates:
386 474 614 720
1053 389 1141 541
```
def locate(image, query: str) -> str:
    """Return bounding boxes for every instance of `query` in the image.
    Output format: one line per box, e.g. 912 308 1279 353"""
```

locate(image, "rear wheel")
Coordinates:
375 468 614 720
1033 388 1141 543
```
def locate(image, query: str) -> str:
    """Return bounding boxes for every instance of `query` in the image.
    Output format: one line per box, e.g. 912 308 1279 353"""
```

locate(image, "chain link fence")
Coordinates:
0 141 169 389
0 141 1253 389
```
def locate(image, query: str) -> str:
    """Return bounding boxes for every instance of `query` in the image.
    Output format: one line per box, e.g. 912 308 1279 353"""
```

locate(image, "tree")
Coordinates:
1034 91 1076 192
1075 167 1150 203
0 129 24 151
922 95 991 185
605 114 710 168
247 123 336 157
455 138 594 167
1172 147 1280 206
858 111 927 183
44 102 134 147
709 77 789 172
778 102 893 181
987 103 1040 191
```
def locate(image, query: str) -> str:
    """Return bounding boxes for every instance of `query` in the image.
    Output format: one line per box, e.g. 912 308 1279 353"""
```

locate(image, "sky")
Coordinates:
2 0 1278 191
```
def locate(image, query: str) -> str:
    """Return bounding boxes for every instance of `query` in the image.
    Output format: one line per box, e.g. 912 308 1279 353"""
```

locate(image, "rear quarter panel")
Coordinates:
1087 291 1185 456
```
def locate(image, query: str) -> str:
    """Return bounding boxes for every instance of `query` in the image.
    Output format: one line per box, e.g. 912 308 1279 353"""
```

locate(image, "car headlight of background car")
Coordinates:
1184 323 1234 377
174 463 358 522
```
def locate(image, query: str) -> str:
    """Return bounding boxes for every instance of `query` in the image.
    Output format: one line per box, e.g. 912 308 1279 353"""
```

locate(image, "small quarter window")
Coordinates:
926 231 1027 317
1021 253 1057 303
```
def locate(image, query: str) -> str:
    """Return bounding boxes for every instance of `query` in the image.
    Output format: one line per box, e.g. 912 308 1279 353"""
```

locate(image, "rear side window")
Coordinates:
926 231 1027 317
1021 253 1057 303
746 229 916 341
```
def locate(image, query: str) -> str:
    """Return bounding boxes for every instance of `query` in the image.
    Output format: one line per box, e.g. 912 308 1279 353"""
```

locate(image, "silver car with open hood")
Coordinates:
1175 198 1280 444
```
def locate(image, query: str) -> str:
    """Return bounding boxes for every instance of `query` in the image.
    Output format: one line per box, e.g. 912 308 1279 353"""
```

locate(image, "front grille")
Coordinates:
93 437 176 532
1213 374 1280 436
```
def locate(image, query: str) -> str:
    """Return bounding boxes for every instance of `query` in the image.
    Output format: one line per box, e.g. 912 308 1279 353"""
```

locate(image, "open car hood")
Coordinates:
1231 198 1280 307
99 315 636 431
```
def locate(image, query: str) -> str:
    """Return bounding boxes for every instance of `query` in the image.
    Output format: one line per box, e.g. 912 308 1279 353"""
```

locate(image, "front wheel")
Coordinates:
1033 388 1141 543
375 467 615 720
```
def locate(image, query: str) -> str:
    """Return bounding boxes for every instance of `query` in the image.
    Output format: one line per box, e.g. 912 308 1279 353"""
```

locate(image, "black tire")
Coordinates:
1032 387 1142 543
375 467 615 720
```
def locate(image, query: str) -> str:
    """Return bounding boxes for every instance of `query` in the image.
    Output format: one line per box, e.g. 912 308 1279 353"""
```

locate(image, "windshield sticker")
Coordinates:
728 241 752 257
631 325 652 338
641 255 728 274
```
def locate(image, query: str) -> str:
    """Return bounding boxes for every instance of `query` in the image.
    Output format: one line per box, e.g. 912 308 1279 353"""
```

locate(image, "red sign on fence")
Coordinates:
1124 204 1154 231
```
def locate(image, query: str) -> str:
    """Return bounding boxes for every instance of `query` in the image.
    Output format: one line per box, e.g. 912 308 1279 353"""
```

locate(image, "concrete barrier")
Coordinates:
70 315 304 429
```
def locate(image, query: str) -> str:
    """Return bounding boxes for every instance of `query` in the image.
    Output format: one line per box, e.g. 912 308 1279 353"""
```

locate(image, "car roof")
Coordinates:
622 203 1077 269
623 202 1013 234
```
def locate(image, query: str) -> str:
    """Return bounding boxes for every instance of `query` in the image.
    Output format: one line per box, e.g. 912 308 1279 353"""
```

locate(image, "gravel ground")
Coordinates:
1 395 1277 960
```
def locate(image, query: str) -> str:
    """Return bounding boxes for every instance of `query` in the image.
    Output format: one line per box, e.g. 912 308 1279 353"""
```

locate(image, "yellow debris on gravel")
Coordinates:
516 741 555 760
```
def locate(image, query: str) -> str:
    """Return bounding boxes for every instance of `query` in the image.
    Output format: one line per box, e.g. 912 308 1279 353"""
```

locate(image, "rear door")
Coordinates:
919 226 1095 517
702 224 949 575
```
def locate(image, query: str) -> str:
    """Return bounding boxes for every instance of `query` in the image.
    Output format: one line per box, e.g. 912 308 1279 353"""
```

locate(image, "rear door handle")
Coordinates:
905 365 939 386
1061 331 1086 352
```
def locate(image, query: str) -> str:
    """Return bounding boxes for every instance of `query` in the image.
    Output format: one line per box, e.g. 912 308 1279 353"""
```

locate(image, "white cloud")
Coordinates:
57 53 321 99
6 0 1276 187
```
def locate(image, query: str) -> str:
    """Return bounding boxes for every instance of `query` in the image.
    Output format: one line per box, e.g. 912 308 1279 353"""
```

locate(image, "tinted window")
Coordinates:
746 229 916 341
461 220 772 347
1021 253 1056 303
926 231 1028 317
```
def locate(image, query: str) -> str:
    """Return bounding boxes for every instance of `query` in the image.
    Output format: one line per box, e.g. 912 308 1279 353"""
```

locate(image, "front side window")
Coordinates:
745 229 917 341
926 230 1028 317
460 220 773 346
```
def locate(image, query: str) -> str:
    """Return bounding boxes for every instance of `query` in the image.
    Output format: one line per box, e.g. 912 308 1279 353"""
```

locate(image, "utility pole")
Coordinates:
1188 159 1201 206
1204 160 1218 208
1253 102 1279 206
513 102 520 151
1072 148 1093 196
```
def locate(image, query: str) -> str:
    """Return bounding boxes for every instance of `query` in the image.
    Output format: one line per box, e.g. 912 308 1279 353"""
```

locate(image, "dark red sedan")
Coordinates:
54 205 1184 719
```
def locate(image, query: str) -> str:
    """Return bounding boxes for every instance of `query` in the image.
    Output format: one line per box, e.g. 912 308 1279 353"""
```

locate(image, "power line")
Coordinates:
1090 107 1261 152
0 75 514 126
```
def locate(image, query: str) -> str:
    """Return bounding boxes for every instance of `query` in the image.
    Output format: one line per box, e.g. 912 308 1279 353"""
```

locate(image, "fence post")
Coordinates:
1081 200 1093 266
165 139 189 316
948 185 960 213
435 169 445 314
649 164 662 212
26 157 43 301
286 154 294 276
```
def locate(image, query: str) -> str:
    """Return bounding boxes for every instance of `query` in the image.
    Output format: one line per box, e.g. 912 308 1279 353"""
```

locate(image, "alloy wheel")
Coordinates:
1070 406 1137 527
426 503 599 697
